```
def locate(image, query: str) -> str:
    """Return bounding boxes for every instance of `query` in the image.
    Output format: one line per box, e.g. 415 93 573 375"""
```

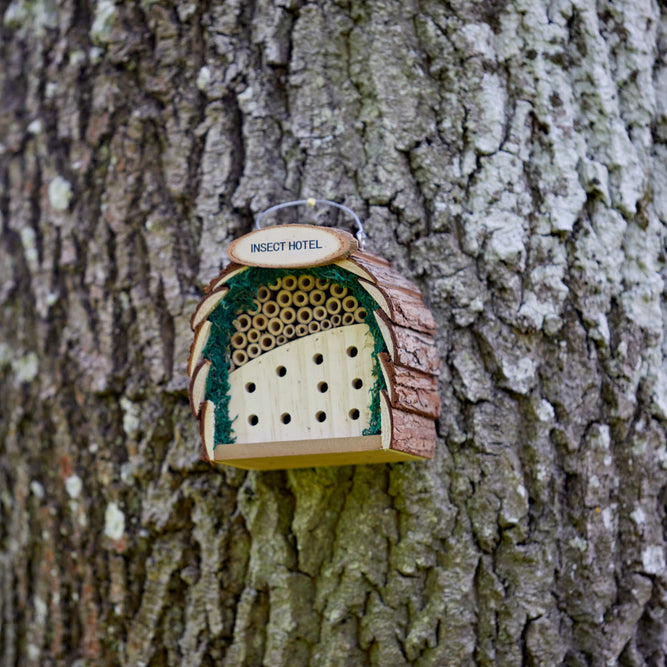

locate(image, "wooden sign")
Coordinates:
188 216 440 470
227 225 357 268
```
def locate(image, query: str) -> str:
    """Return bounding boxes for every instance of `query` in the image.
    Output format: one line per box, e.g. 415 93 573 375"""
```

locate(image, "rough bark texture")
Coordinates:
1 0 667 665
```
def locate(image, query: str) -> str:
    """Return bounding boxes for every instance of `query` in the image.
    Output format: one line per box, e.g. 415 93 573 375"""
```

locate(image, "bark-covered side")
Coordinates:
1 0 667 664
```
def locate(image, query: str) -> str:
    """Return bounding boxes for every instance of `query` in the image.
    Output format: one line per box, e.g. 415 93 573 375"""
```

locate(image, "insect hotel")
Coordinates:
187 200 441 470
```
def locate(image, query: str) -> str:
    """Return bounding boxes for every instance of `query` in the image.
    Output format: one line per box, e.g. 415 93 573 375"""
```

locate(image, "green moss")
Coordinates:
202 265 387 447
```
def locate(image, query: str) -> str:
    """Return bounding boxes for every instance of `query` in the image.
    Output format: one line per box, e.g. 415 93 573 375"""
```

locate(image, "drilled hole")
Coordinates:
281 413 291 425
316 411 327 422
318 382 328 393
248 415 259 426
352 378 363 389
347 346 358 358
276 366 287 377
245 382 256 393
313 353 324 365
349 409 360 420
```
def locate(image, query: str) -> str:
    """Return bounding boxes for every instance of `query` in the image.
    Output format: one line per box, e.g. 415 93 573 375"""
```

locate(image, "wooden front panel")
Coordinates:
227 324 376 444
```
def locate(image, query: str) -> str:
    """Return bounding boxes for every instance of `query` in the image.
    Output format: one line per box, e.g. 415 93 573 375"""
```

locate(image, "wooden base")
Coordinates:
213 435 426 470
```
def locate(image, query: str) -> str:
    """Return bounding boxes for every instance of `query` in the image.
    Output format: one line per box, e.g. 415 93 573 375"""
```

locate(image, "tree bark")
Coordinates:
1 0 667 665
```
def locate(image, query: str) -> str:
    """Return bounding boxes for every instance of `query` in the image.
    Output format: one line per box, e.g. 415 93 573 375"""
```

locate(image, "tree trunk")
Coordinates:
2 0 667 664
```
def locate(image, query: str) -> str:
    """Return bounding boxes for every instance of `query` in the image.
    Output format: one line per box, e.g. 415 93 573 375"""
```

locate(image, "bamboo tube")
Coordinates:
282 275 298 291
262 300 279 317
268 317 284 335
309 289 326 306
315 277 330 290
247 298 262 315
312 305 328 321
235 313 252 331
280 307 296 324
267 276 282 291
232 349 248 366
231 331 247 349
283 324 295 338
342 295 358 312
331 314 342 326
354 307 366 323
308 320 321 334
276 289 292 307
247 328 260 343
297 275 315 291
252 313 269 330
260 333 276 351
257 285 271 302
295 323 308 337
342 312 355 325
228 362 236 373
296 307 313 324
330 283 347 298
247 343 261 358
320 319 332 330
276 335 287 346
292 290 309 307
326 297 341 314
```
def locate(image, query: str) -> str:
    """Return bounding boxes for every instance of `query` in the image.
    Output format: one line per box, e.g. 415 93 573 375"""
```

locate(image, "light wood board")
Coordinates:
213 435 425 470
227 225 357 268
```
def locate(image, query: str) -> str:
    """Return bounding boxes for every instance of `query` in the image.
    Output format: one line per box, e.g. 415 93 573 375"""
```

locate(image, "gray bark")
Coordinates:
1 0 667 664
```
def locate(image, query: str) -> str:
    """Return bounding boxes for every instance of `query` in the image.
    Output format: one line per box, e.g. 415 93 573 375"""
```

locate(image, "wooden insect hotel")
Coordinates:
187 200 441 470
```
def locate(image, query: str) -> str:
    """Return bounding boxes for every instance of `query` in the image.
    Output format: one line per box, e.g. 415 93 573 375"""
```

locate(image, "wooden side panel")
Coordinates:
208 265 248 292
361 281 436 335
351 249 391 267
186 320 212 377
190 287 229 331
199 400 216 463
374 310 440 376
189 360 211 418
334 258 375 283
381 392 436 459
347 252 422 296
379 352 441 419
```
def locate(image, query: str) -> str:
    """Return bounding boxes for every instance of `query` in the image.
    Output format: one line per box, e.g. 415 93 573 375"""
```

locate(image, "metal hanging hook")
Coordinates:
254 198 367 250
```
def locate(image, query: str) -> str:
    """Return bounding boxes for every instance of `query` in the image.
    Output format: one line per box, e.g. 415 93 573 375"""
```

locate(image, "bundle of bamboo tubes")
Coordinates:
228 275 367 371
